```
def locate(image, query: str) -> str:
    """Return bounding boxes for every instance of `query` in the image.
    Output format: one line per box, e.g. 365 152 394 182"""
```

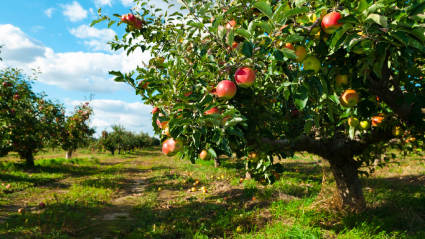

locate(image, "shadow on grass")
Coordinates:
0 192 271 239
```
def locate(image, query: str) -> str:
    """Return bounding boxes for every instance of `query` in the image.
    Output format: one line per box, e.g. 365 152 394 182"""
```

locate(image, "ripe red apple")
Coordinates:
371 115 384 127
340 89 359 107
231 41 239 49
284 43 294 50
199 150 208 160
303 56 321 73
226 20 236 30
39 202 46 209
234 67 256 88
162 138 182 156
152 107 159 114
13 94 20 100
156 119 168 129
321 12 343 34
335 74 348 86
216 80 237 99
2 82 10 87
204 107 220 115
295 46 307 62
184 91 192 97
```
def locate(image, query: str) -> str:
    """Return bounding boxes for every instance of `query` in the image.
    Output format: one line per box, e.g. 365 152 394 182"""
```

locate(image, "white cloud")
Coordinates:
61 1 88 22
44 8 55 18
94 0 112 8
68 99 154 136
121 0 134 7
0 24 150 93
0 24 46 63
70 25 116 51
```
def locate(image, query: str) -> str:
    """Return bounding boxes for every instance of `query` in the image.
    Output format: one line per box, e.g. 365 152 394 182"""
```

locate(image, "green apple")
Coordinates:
359 121 369 130
303 56 321 73
348 117 359 128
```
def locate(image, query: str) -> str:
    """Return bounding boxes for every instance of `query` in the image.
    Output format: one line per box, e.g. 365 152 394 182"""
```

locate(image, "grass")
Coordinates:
0 148 424 238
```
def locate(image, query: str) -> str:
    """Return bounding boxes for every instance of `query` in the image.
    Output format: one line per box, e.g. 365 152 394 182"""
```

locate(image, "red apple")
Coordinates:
321 12 343 34
184 91 192 97
200 150 208 160
13 94 20 100
152 107 159 114
234 67 256 88
284 43 294 50
340 89 359 107
231 41 239 49
216 80 237 99
371 115 384 127
226 20 237 30
204 107 220 115
162 138 182 156
39 202 46 209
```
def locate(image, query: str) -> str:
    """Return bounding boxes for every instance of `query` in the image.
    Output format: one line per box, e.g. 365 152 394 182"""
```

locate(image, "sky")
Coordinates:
0 0 182 136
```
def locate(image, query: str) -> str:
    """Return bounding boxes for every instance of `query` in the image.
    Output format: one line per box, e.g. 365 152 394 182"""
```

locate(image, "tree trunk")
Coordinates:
328 158 366 212
66 150 73 159
245 161 252 179
214 158 220 168
19 151 35 167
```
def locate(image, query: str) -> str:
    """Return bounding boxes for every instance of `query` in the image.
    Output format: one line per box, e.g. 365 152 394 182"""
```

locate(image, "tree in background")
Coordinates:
58 102 95 159
0 68 65 167
98 0 425 211
99 125 159 155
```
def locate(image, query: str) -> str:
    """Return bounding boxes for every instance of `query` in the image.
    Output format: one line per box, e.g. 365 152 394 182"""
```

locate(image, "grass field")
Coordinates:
0 147 424 238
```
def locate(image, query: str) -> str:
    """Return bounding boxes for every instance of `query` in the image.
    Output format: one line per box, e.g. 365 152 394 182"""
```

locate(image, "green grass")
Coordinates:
0 148 424 238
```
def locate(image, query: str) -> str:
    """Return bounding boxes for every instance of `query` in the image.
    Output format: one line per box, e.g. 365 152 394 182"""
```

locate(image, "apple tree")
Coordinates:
97 0 425 211
58 102 95 159
0 68 65 167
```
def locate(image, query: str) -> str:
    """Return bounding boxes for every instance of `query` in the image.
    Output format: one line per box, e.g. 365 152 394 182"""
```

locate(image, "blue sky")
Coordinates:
0 0 181 136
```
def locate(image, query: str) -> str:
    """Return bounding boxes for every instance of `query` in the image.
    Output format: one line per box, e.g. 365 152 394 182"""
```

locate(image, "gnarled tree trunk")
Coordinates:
328 157 365 212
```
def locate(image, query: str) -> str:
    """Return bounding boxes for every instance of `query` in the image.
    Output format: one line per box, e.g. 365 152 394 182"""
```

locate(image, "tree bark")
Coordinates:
19 151 35 167
328 158 365 212
66 150 73 159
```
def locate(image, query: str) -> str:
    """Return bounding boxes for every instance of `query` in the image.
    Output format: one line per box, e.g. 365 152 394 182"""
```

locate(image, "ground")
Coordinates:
0 147 424 239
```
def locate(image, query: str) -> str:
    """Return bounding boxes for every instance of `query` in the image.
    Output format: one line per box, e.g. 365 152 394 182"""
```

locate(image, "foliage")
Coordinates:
58 102 95 154
97 0 425 209
99 125 159 155
0 68 64 165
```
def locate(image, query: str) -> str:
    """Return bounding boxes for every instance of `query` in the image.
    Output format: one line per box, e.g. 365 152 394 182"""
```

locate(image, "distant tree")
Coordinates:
58 102 95 159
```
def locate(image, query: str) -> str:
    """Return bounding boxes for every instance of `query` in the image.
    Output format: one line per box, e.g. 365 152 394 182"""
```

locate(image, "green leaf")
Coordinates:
281 48 297 59
294 86 308 110
248 21 256 34
329 24 353 53
357 0 369 13
271 3 291 23
407 2 425 16
253 1 273 18
304 119 313 134
208 148 217 159
366 14 388 28
241 41 254 57
285 34 304 43
349 126 355 140
226 29 235 46
235 28 251 40
278 7 309 24
257 21 273 33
